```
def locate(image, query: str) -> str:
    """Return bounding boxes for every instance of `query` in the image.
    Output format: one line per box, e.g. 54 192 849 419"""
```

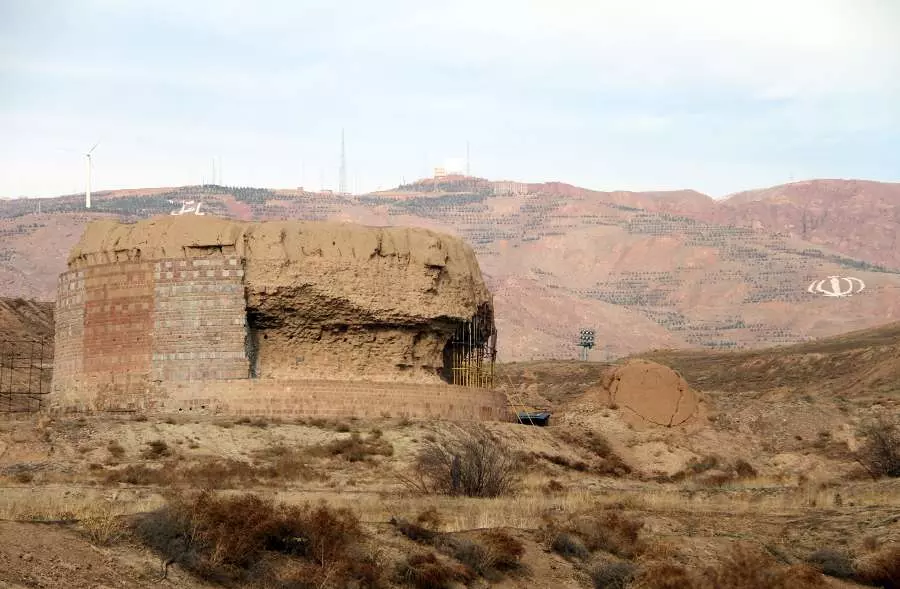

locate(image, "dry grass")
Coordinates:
395 552 474 589
99 447 321 488
134 491 384 588
700 544 828 589
78 504 129 546
855 418 900 479
390 515 525 581
555 428 632 476
854 544 900 588
139 439 171 459
590 560 636 589
310 431 394 462
546 508 645 560
0 491 164 524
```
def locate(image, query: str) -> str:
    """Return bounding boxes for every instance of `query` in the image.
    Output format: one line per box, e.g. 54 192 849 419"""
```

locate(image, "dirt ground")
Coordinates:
0 325 897 588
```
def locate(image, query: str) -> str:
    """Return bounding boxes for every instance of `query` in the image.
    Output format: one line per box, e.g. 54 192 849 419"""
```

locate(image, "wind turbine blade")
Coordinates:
88 142 100 154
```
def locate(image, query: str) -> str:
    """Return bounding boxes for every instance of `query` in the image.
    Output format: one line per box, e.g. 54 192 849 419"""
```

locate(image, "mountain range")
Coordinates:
1 177 898 361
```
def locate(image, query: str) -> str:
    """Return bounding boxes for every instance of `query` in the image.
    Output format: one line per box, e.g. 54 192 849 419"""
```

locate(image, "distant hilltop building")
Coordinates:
492 181 528 196
52 216 505 421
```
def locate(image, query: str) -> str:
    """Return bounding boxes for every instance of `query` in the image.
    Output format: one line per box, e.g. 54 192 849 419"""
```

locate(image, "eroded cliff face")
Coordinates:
67 216 494 383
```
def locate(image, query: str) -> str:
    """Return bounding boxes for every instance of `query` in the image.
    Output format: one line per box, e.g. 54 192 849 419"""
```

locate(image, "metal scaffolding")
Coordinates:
0 338 53 413
446 301 497 388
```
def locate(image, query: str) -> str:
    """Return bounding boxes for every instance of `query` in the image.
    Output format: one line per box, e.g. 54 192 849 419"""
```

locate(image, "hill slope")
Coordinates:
2 179 899 360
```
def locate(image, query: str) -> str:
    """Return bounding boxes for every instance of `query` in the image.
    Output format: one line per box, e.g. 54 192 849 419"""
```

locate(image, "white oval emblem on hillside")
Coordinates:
807 276 865 297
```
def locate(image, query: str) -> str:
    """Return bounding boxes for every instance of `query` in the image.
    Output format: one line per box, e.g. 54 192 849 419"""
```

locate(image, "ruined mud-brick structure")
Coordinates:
51 216 507 420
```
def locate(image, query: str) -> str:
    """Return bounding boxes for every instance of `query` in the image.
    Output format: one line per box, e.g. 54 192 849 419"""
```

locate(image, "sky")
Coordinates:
1 0 899 198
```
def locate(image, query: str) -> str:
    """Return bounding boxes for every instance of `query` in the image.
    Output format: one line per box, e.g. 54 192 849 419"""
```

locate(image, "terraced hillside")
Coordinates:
1 179 899 361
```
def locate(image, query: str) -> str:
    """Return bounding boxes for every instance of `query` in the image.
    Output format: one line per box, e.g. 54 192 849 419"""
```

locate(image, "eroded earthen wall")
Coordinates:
51 216 506 421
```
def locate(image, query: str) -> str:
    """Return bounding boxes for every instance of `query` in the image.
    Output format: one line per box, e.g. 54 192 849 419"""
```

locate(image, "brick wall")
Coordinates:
52 269 85 392
158 379 511 421
151 256 248 381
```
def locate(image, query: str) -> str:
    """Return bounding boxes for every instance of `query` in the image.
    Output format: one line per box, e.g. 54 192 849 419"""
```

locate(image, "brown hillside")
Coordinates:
0 297 53 342
2 179 900 361
642 320 900 400
710 179 900 269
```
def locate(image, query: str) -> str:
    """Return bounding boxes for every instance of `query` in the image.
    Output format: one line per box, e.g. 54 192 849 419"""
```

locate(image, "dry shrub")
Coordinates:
176 458 258 488
543 479 566 495
556 430 632 476
107 440 126 459
415 506 443 530
551 532 590 560
141 439 171 459
855 419 900 478
733 458 758 478
805 548 855 579
407 427 521 497
396 552 474 589
133 491 382 587
536 452 590 472
102 451 320 488
312 432 394 462
435 536 495 578
630 562 700 589
13 471 33 483
855 544 900 588
392 517 439 544
664 455 758 486
590 560 636 589
571 511 645 559
390 517 524 581
79 506 127 546
701 544 827 589
480 530 525 571
104 464 169 485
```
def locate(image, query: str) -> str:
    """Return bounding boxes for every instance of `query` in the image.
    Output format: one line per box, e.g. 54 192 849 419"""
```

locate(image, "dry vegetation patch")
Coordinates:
402 426 521 497
390 514 526 583
133 491 384 588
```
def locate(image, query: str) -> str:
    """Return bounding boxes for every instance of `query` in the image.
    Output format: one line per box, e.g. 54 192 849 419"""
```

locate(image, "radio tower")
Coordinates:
339 128 347 195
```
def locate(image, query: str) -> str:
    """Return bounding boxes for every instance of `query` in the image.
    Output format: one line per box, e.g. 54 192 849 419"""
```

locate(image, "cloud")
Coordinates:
1 0 898 197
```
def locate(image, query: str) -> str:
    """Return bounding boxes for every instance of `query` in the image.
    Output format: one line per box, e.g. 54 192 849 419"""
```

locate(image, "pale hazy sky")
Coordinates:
1 0 898 198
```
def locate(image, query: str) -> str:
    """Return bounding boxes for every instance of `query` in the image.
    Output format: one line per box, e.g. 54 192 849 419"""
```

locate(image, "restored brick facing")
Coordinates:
151 257 248 381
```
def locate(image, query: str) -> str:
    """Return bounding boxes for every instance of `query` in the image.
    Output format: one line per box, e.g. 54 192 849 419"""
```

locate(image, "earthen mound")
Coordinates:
599 359 699 426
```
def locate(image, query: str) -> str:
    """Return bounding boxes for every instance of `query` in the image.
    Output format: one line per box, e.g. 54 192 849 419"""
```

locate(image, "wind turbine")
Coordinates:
85 142 99 209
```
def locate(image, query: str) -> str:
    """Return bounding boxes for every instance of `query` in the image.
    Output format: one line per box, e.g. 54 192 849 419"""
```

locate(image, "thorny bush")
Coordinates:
406 427 521 497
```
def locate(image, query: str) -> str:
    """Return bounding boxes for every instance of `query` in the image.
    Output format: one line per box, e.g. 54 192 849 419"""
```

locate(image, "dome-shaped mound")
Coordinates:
601 359 699 427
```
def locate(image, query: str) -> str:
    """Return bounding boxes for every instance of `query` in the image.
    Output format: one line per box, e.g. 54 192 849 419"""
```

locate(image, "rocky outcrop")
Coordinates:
67 216 494 383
